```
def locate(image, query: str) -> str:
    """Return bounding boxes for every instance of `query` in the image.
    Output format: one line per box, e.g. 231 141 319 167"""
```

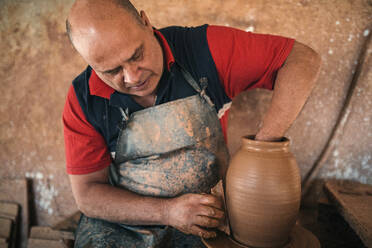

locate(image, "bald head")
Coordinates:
64 0 163 98
66 0 143 45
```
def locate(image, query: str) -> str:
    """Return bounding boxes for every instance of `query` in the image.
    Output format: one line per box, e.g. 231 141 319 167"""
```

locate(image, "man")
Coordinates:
63 0 321 247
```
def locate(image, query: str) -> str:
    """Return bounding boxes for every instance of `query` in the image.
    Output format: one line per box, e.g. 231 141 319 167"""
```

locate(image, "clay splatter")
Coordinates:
25 172 58 215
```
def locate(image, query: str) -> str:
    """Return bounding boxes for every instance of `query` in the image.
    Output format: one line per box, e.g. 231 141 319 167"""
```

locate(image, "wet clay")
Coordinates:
202 225 320 248
225 136 301 247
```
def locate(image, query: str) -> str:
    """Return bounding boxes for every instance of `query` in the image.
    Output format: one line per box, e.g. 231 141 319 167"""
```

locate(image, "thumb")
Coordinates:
211 180 231 235
211 180 224 204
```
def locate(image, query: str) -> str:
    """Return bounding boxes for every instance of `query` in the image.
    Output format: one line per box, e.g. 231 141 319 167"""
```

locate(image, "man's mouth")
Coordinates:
127 79 148 91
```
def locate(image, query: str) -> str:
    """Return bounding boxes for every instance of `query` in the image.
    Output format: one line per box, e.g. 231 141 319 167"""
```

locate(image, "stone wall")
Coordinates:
0 0 371 225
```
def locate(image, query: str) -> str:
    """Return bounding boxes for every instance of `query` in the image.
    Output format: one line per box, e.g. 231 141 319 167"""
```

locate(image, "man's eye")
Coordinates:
106 68 121 75
132 52 143 61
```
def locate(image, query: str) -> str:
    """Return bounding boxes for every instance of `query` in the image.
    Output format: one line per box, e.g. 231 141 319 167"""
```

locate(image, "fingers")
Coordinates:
169 193 227 239
189 225 216 239
194 215 220 228
199 194 224 210
197 205 224 220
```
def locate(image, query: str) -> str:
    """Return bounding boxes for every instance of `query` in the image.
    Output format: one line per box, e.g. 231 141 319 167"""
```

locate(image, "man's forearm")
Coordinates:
255 41 321 141
75 182 169 226
71 177 226 238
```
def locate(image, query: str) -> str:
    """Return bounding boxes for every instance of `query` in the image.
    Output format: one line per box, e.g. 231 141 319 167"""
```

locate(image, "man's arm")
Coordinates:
69 168 166 224
255 41 321 141
69 167 224 238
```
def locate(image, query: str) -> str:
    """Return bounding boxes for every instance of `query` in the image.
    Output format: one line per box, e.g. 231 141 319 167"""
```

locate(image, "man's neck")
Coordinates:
132 93 157 108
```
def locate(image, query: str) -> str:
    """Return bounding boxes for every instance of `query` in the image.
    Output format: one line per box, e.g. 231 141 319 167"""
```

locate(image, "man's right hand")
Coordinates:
164 193 225 239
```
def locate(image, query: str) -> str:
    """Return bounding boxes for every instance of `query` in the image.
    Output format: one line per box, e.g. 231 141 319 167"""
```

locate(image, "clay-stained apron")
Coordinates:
74 63 229 248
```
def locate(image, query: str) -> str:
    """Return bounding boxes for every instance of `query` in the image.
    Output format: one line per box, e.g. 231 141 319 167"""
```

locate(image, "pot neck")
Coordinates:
241 135 290 153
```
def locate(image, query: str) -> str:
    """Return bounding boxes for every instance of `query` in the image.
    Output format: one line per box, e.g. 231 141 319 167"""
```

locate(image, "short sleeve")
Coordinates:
207 25 295 99
63 85 112 175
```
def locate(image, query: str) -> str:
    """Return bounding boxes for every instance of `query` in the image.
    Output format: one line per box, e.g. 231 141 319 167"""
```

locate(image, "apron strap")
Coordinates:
118 107 130 129
175 63 215 108
119 107 129 121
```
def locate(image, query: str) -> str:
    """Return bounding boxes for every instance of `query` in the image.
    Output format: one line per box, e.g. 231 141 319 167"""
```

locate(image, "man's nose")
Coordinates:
123 64 141 84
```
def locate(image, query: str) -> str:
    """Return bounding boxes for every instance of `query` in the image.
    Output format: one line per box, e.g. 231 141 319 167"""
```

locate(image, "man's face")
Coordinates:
72 11 164 97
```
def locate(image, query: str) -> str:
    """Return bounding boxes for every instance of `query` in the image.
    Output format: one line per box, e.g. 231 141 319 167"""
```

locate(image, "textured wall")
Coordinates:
0 0 371 225
0 0 84 225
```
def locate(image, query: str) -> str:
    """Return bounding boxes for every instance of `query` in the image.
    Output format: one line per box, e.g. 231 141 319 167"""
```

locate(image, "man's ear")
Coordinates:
139 10 152 30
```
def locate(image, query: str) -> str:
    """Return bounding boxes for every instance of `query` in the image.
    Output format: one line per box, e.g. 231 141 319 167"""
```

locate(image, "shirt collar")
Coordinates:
89 29 175 99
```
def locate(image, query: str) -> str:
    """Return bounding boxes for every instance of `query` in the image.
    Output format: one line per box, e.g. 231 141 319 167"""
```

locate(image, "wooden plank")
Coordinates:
30 226 74 241
0 202 19 222
27 239 67 248
324 180 372 247
0 238 9 248
0 179 29 248
0 218 12 239
0 202 19 248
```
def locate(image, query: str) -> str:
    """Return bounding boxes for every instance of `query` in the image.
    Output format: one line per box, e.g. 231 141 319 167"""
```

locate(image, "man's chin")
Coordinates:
129 87 156 98
129 77 158 95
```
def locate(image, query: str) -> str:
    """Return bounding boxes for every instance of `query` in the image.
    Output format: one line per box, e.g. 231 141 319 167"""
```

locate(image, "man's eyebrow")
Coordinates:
103 66 122 74
127 43 144 61
100 44 144 74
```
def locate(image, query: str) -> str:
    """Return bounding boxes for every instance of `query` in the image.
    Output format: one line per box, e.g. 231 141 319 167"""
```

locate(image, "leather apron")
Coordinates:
74 64 229 248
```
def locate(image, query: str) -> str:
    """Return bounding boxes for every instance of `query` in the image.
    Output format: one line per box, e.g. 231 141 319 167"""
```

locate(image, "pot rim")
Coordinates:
241 135 290 151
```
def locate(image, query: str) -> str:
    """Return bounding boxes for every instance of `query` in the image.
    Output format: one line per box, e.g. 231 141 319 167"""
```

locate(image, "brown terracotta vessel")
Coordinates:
225 135 301 247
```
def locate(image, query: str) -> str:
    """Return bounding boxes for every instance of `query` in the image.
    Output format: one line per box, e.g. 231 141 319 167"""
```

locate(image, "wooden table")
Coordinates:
324 180 372 248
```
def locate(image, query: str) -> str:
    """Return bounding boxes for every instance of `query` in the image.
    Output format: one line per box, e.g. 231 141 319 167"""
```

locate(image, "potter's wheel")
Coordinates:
202 225 320 248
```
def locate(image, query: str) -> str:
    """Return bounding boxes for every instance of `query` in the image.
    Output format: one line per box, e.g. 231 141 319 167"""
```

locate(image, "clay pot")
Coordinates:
225 135 301 248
